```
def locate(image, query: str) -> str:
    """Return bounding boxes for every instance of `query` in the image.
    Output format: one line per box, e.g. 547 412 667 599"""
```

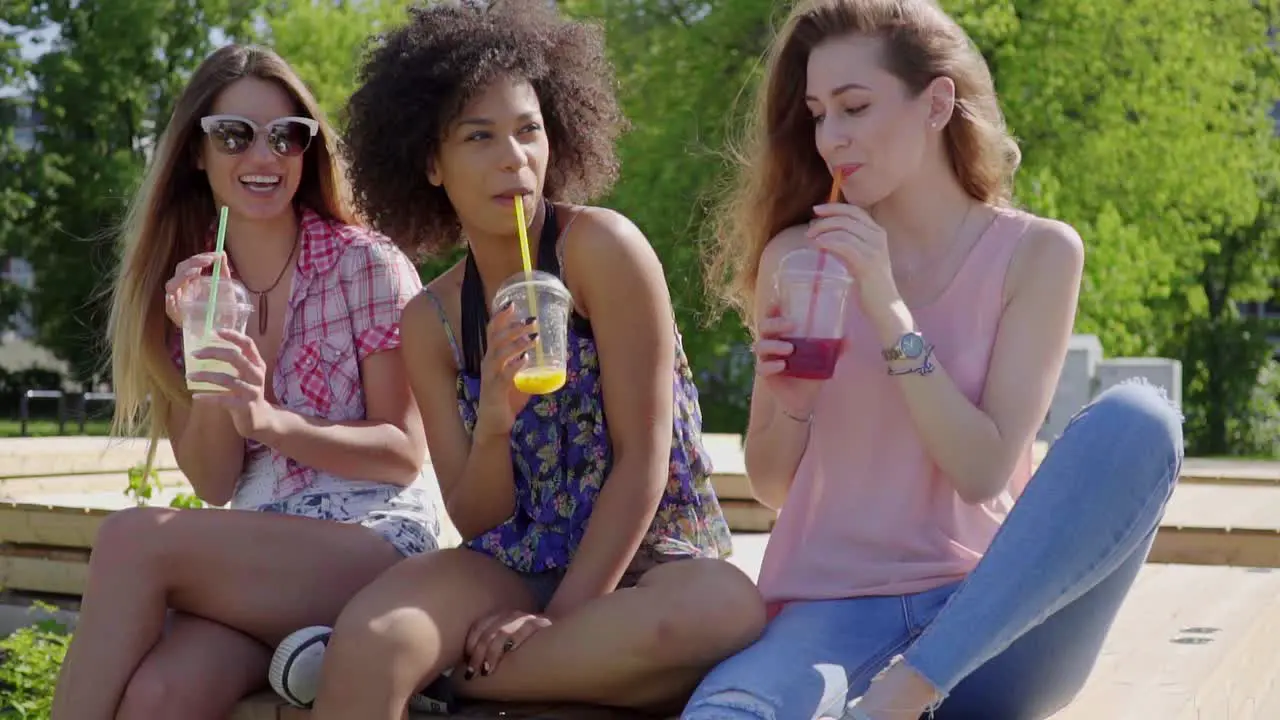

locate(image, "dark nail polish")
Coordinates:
527 332 539 341
481 662 491 676
464 668 475 681
500 301 512 311
523 316 536 325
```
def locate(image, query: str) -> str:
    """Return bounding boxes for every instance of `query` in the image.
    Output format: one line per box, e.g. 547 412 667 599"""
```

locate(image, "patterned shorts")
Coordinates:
517 540 704 611
254 486 442 558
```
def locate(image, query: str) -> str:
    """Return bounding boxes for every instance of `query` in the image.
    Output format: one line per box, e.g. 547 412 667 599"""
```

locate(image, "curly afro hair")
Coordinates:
343 0 627 258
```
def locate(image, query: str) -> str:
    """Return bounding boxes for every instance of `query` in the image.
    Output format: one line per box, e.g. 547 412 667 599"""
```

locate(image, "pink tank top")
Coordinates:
756 207 1035 602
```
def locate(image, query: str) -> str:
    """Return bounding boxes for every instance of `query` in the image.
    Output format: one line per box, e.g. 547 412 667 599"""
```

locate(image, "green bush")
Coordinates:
0 610 71 719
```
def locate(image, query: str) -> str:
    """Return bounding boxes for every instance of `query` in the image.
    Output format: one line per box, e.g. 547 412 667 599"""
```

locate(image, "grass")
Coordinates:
0 418 112 438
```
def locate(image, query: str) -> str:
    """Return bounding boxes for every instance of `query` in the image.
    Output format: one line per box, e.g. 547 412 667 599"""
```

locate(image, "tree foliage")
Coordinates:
0 0 1278 452
0 0 260 383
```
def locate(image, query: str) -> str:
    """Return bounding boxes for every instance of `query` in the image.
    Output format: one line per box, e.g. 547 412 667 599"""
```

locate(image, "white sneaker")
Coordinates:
269 625 457 713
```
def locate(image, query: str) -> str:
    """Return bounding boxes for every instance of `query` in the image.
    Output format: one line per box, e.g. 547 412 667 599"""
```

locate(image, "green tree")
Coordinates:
556 0 779 431
0 0 260 383
263 0 414 123
1175 183 1280 456
993 0 1280 453
561 0 1020 431
0 19 35 330
993 0 1280 357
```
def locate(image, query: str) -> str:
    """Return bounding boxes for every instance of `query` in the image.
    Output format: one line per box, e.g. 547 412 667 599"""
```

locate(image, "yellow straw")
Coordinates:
513 198 545 365
204 206 230 335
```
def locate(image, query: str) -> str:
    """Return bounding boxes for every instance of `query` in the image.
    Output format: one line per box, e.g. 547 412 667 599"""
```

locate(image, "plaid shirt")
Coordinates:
170 206 423 503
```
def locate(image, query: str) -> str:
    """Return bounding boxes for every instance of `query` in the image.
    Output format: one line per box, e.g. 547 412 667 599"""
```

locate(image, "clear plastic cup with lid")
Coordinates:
179 276 255 392
773 247 853 379
492 270 573 394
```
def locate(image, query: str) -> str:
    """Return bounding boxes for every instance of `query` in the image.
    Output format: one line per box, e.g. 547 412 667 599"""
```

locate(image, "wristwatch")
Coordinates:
882 331 927 362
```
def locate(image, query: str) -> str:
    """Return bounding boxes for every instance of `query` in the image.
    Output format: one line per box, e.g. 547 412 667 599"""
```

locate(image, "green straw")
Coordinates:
204 206 229 336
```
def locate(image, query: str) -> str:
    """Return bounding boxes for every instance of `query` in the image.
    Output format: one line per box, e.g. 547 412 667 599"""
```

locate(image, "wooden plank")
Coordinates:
710 472 753 501
1162 484 1280 531
0 437 178 478
1176 569 1280 719
702 433 745 474
701 438 1280 490
0 544 90 595
0 503 110 547
3 477 1280 563
1150 527 1280 568
710 465 1280 553
1179 457 1280 485
232 566 1280 720
9 433 1280 487
719 499 776 533
0 470 189 499
1053 565 1280 719
3 487 200 513
8 482 1280 558
1247 649 1280 717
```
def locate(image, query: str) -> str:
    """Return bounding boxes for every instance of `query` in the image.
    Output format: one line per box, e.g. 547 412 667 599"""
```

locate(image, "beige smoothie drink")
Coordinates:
179 275 254 391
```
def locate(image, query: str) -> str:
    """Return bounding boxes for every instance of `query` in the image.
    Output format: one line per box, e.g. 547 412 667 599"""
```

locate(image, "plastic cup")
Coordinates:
774 248 853 380
492 270 573 395
178 276 254 392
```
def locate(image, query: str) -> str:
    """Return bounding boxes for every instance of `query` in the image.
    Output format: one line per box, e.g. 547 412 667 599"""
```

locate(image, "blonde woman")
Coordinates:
684 1 1183 719
51 44 442 720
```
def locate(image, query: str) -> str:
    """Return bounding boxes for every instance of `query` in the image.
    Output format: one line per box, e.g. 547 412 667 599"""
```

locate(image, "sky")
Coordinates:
1 23 54 97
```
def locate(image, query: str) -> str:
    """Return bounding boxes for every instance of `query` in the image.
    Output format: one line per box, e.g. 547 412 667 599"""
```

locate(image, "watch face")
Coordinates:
901 333 925 358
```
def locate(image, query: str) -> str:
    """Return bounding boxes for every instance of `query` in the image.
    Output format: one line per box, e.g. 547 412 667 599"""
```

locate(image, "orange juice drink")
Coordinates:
493 270 572 396
514 366 567 394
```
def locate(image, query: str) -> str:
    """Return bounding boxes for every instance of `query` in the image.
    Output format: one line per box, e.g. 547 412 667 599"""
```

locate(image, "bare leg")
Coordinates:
51 506 403 720
312 552 764 720
458 558 765 710
115 613 269 720
311 548 537 720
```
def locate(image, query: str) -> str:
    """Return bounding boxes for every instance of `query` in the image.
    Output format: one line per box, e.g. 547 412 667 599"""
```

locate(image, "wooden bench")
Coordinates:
227 562 1280 719
708 435 1280 569
5 435 1280 717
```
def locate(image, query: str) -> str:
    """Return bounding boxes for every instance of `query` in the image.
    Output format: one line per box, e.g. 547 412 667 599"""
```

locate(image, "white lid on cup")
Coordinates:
179 275 254 313
776 248 852 290
492 270 572 313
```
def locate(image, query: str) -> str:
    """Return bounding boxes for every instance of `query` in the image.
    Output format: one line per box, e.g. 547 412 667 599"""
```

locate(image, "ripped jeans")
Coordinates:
683 381 1184 720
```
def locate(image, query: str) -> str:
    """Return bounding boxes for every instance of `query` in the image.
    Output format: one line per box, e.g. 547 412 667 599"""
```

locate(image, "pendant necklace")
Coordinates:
238 235 299 335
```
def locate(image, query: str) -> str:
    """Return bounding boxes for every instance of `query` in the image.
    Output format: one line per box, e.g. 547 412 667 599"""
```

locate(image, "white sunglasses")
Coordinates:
199 114 320 157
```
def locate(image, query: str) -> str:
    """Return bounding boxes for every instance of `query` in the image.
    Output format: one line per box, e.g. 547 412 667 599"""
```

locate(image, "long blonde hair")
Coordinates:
706 0 1020 321
108 44 354 446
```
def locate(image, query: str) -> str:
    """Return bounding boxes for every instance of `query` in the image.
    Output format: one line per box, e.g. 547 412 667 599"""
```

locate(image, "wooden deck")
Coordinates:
2 435 1280 718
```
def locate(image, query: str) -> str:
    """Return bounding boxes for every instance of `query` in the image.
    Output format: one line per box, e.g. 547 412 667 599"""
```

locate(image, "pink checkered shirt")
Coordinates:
170 206 423 502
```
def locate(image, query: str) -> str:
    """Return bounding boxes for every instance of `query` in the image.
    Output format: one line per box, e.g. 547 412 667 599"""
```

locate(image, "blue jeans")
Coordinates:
683 381 1184 720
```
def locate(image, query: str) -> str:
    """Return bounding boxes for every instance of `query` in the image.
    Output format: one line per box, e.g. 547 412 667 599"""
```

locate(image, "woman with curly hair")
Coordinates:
268 2 766 717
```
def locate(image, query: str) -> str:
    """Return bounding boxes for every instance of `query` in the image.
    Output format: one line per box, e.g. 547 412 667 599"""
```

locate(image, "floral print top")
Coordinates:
423 201 732 575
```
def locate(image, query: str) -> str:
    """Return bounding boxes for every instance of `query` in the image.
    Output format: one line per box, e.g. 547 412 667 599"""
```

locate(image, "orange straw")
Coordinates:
803 173 844 336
